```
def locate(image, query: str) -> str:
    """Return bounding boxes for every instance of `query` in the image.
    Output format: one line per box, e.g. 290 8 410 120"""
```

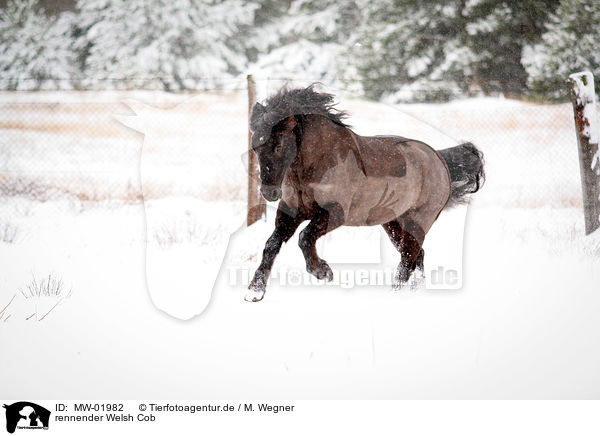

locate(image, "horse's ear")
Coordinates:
281 117 297 135
253 102 264 114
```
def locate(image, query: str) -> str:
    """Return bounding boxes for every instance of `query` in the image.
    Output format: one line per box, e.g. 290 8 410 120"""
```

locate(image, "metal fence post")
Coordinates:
569 71 600 235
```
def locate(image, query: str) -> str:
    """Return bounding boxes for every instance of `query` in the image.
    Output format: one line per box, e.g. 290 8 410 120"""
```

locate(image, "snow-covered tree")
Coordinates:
248 0 362 87
466 0 559 97
524 0 600 100
77 0 258 90
0 0 79 90
347 0 473 102
347 0 559 102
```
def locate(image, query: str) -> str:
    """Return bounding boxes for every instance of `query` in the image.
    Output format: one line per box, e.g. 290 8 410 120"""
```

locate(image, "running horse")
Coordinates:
246 86 484 302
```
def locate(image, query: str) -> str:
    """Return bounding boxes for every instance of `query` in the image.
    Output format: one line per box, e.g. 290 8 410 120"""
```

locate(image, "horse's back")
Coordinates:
354 135 409 178
346 134 451 229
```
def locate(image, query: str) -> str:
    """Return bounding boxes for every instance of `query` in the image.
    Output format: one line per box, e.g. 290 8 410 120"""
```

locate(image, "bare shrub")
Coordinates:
197 178 245 202
141 178 244 202
0 171 244 206
63 178 143 204
0 176 66 202
0 174 144 206
152 220 221 249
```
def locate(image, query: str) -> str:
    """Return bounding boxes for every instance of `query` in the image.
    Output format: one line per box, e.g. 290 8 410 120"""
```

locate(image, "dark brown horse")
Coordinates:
246 86 484 302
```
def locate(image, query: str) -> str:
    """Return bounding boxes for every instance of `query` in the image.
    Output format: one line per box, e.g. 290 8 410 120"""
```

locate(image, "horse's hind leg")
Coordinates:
382 215 425 288
412 247 426 288
299 203 345 281
415 248 425 274
247 202 304 302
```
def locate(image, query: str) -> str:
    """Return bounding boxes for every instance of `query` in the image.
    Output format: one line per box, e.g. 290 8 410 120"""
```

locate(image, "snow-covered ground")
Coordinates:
1 90 599 399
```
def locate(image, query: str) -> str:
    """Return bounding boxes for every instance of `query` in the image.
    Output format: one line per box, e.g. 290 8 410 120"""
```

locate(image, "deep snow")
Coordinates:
1 89 600 399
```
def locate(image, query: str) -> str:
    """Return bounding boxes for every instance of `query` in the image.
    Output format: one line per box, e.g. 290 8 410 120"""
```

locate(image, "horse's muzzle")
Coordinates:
260 185 282 202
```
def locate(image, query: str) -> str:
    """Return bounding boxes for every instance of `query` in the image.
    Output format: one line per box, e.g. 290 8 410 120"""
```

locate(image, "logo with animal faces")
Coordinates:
3 402 50 434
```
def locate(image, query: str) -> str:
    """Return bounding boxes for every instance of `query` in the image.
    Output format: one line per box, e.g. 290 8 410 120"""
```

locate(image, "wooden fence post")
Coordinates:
247 75 266 226
569 71 600 235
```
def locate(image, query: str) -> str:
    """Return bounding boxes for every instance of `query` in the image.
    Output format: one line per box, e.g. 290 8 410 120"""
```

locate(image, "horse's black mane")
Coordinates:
251 85 350 141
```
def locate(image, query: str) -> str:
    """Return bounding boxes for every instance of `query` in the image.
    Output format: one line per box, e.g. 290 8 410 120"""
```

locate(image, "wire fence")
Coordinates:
0 91 248 206
0 79 590 228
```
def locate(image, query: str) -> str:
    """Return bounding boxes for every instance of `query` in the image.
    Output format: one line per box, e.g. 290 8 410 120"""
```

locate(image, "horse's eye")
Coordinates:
274 142 283 153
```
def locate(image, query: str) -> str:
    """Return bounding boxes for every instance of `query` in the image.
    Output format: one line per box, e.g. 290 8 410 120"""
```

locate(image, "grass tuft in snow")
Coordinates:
152 219 220 249
20 273 71 299
18 273 73 322
0 294 16 322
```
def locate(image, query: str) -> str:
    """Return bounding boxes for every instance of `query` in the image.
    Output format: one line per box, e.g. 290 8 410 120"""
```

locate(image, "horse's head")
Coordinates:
250 102 299 202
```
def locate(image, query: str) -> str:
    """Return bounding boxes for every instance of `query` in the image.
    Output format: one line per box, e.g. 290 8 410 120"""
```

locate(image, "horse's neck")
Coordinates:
295 115 354 170
285 115 359 190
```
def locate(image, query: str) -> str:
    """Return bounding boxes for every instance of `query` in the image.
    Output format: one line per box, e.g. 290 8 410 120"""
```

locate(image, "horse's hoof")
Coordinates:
245 288 265 302
245 281 266 302
307 260 333 281
391 267 410 291
391 277 409 291
395 266 410 283
392 270 424 292
409 274 425 291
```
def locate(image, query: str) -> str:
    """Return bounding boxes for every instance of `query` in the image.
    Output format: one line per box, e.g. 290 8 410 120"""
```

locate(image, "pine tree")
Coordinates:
0 0 79 90
467 0 559 97
244 0 289 64
249 0 362 87
77 0 258 90
347 0 559 102
348 0 473 102
525 0 600 100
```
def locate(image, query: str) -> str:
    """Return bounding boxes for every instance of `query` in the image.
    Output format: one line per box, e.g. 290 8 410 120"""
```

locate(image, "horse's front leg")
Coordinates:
246 203 304 302
298 203 345 281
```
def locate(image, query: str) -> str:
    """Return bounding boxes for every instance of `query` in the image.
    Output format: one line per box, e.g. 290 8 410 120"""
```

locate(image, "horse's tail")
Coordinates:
438 142 485 208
